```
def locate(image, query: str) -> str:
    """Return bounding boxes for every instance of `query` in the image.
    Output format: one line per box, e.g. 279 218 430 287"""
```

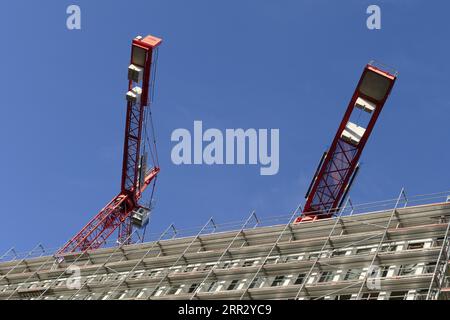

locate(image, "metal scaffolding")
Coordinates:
239 205 301 300
191 211 259 300
0 188 449 300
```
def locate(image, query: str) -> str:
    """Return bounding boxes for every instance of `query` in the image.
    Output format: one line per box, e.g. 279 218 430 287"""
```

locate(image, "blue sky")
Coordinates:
0 0 449 255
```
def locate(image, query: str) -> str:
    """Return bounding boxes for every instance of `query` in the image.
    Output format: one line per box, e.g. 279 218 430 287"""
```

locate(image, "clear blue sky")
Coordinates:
0 0 449 255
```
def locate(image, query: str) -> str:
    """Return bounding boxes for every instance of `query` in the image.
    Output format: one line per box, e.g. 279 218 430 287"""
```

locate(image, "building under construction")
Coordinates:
0 190 449 300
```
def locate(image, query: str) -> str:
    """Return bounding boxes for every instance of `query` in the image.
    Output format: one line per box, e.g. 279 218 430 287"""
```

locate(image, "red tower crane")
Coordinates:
295 62 397 223
56 35 162 257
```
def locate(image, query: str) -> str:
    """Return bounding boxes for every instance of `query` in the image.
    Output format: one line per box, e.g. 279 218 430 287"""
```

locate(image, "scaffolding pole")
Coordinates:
35 244 101 299
239 204 302 300
6 249 65 299
0 243 45 285
147 218 217 299
106 223 178 299
290 196 400 298
426 218 450 300
355 187 408 299
190 211 259 300
0 247 17 262
2 189 450 300
67 228 140 299
295 203 345 299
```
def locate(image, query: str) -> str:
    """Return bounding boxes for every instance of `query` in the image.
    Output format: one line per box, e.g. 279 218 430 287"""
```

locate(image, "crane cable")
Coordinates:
143 47 160 168
139 48 160 242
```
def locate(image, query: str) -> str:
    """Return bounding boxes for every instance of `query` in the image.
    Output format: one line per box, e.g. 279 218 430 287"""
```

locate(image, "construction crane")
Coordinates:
56 35 162 257
295 62 397 223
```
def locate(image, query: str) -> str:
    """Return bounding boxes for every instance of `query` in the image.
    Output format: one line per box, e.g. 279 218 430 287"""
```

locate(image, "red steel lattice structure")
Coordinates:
295 63 397 223
56 35 162 256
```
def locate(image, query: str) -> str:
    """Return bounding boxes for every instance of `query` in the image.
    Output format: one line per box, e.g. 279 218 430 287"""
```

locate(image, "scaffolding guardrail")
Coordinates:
1 188 449 264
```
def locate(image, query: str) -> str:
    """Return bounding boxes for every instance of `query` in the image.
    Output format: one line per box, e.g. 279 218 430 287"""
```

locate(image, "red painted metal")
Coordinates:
295 64 397 223
56 36 162 256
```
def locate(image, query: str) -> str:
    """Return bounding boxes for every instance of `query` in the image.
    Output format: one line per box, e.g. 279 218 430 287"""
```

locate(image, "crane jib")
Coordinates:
295 63 397 223
56 35 163 257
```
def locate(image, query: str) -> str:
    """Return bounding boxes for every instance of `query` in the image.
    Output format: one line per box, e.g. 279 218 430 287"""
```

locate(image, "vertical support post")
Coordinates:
7 251 66 299
426 219 450 300
170 224 178 238
355 187 407 299
340 197 354 216
0 243 43 283
66 228 140 300
190 211 259 300
36 249 97 300
36 244 46 258
106 223 178 299
147 218 217 298
0 247 16 261
295 204 346 300
239 204 302 300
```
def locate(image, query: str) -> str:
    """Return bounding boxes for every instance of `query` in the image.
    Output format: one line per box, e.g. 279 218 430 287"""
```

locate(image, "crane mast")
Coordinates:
295 62 397 223
56 35 162 257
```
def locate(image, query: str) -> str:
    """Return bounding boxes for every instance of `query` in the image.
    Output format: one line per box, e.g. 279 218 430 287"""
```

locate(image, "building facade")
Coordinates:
0 199 449 300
